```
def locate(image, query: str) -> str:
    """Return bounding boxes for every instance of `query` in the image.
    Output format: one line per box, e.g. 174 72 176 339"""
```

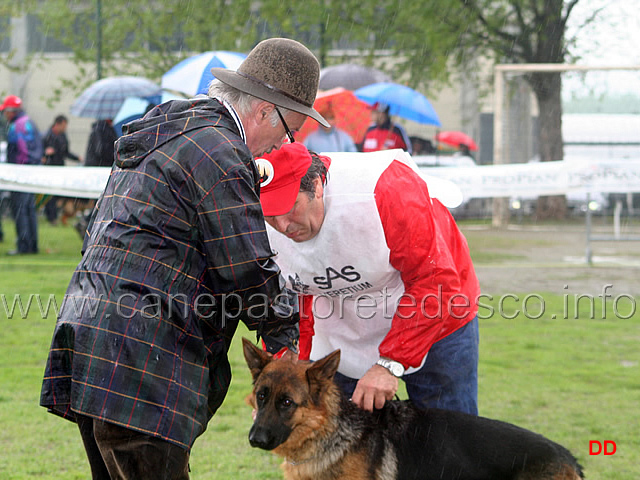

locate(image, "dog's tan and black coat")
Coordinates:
242 338 584 480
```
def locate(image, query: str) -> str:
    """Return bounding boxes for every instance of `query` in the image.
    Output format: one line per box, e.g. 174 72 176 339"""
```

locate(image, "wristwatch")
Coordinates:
376 357 405 377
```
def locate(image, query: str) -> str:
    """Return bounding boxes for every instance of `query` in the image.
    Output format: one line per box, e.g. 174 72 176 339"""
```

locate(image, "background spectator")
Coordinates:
42 114 82 224
1 94 42 255
303 103 357 152
84 118 118 167
360 103 412 154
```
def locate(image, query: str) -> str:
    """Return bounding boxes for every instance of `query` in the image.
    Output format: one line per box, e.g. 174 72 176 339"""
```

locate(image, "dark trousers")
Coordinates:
44 196 60 223
334 316 479 415
10 191 38 253
0 191 6 241
76 414 190 480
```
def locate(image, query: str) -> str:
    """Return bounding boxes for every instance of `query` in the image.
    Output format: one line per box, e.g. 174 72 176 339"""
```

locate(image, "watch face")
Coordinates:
379 359 403 377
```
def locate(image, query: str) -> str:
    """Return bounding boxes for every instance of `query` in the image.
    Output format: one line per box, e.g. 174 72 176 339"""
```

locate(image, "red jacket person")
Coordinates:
259 143 480 414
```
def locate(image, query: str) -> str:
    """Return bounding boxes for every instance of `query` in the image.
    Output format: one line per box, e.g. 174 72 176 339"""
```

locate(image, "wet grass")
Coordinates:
463 226 559 265
476 295 640 478
1 218 638 478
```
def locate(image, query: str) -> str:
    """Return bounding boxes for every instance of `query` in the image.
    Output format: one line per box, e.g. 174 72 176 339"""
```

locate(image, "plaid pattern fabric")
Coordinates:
41 98 298 449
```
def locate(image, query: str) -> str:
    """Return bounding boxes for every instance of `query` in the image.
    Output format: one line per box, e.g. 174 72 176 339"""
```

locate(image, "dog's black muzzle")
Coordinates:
249 424 276 450
248 422 290 450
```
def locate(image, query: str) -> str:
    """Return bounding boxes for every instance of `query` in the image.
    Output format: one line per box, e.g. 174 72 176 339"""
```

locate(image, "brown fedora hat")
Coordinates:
211 38 329 128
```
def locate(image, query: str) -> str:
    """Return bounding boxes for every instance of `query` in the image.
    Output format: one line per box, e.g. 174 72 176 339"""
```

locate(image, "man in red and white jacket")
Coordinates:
258 143 480 415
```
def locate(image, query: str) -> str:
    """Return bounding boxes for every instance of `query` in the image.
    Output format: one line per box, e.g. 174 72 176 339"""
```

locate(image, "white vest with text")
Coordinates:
266 152 428 378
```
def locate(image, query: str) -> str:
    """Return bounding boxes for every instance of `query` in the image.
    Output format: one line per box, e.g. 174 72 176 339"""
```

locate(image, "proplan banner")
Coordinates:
418 157 640 199
1 155 640 202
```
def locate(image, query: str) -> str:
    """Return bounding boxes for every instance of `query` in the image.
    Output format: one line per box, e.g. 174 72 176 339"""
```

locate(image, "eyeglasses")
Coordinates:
274 106 296 144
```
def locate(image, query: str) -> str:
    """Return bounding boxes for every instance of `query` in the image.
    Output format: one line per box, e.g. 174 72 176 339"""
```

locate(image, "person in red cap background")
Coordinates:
258 143 480 415
40 38 328 479
1 94 42 255
360 102 412 154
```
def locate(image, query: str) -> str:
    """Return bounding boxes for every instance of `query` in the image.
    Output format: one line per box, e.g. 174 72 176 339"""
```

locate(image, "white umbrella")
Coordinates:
161 51 247 97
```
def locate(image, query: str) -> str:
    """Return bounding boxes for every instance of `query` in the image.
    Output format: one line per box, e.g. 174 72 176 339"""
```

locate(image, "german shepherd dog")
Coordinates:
242 338 584 480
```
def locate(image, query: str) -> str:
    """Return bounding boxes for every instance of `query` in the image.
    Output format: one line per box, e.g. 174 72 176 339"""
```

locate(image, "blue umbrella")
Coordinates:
354 82 441 126
70 76 162 120
161 50 247 97
112 97 154 136
112 92 181 136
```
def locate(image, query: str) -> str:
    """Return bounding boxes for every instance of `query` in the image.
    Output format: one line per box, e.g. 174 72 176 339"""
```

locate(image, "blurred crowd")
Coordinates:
0 94 118 254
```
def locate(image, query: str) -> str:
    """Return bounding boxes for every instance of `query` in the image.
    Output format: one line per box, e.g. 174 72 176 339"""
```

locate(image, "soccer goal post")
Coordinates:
492 63 640 227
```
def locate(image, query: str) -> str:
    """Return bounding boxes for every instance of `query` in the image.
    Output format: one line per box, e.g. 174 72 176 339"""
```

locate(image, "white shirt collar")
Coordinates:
213 96 246 144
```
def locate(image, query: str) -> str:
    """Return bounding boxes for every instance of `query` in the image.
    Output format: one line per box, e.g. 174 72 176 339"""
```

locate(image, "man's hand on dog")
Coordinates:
280 349 299 362
351 364 398 412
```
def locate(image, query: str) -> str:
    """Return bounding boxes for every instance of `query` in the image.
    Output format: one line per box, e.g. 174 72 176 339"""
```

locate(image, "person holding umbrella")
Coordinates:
360 102 413 154
303 102 357 152
72 118 118 239
436 130 479 160
40 38 328 480
84 118 118 167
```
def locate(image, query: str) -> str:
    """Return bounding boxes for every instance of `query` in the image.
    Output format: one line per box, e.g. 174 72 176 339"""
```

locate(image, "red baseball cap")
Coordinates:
0 95 22 111
257 143 330 216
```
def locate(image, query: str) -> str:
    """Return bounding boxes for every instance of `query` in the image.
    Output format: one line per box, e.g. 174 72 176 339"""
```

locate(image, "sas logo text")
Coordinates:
313 266 361 290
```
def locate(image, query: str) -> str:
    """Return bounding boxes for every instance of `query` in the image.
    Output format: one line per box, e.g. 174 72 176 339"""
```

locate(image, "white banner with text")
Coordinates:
2 155 640 201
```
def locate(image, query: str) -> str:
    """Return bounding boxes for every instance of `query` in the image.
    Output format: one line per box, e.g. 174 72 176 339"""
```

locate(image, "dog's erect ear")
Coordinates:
242 337 273 381
306 349 341 386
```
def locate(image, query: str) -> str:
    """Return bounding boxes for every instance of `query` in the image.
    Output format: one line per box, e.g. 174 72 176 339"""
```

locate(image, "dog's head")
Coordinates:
242 337 341 453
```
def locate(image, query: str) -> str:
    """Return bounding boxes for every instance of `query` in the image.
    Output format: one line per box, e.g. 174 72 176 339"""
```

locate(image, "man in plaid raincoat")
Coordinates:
40 38 328 479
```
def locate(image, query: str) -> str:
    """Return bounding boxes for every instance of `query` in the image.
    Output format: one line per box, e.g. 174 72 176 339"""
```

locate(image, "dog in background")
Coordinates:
242 338 584 480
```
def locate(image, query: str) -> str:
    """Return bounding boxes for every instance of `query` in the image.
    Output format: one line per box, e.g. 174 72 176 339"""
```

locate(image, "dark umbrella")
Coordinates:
70 76 162 119
319 63 392 91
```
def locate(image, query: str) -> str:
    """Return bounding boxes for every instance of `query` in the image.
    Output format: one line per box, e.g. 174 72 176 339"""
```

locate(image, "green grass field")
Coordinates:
1 218 638 478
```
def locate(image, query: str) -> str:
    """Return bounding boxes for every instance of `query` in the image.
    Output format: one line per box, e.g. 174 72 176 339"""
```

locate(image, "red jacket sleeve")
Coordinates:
298 294 315 360
374 161 478 368
263 294 314 359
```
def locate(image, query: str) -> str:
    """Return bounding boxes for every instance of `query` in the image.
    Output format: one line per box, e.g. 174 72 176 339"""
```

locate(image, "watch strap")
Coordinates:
376 357 405 377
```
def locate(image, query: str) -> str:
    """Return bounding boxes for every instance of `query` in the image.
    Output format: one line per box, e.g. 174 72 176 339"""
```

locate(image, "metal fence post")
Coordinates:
585 192 592 265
